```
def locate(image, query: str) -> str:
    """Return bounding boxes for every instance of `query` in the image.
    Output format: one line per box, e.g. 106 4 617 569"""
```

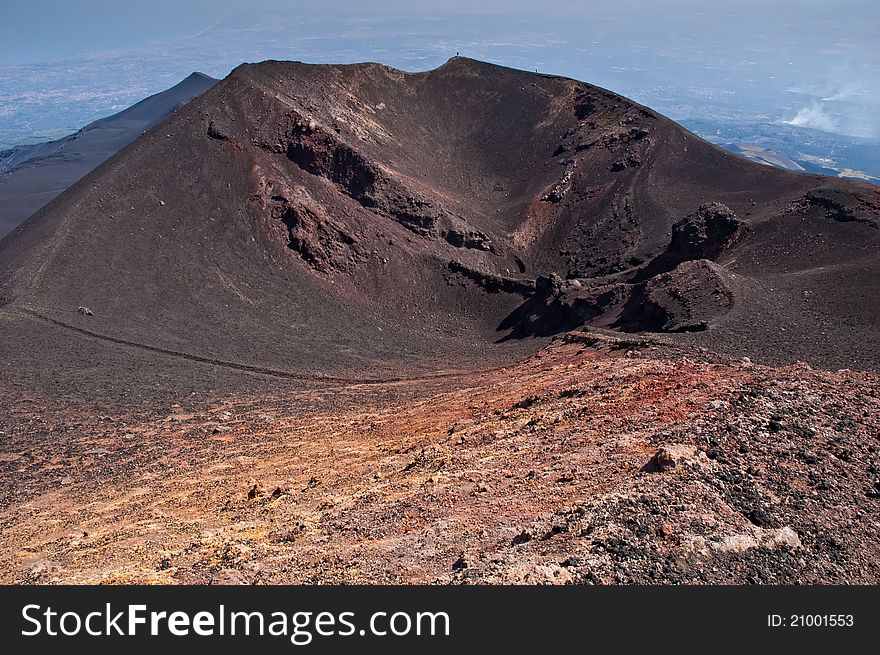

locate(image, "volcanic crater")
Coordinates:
1 58 879 584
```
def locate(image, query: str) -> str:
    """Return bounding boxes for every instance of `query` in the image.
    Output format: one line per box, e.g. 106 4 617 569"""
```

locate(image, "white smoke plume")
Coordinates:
785 102 837 132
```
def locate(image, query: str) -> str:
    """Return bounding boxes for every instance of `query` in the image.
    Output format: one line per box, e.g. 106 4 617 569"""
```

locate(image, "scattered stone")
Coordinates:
644 444 698 472
745 508 772 527
610 152 641 171
513 395 541 410
448 418 474 434
714 526 801 554
542 524 568 540
557 470 578 483
504 562 573 584
209 568 249 585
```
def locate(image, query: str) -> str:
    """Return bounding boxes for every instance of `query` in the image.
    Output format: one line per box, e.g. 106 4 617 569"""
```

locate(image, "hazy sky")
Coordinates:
0 1 877 146
0 0 236 64
1 0 875 65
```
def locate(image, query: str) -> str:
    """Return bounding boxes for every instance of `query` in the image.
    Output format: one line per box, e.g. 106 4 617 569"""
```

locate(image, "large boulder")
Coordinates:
669 202 744 261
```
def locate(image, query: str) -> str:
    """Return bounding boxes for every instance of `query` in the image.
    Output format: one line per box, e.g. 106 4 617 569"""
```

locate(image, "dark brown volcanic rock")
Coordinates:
669 202 744 262
505 258 737 337
1 57 880 374
802 185 880 227
624 259 736 333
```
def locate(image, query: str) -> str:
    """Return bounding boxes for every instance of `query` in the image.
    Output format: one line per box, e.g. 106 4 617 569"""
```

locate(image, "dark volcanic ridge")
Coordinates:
2 57 880 376
0 72 218 240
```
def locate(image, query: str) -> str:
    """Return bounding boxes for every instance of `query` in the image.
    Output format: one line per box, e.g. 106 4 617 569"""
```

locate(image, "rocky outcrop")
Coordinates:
447 261 534 295
265 188 364 273
443 228 493 251
631 202 745 283
643 444 702 472
669 202 745 261
541 165 575 203
803 187 879 228
506 258 736 338
206 120 231 141
285 122 378 204
610 152 641 171
619 260 735 333
269 117 506 256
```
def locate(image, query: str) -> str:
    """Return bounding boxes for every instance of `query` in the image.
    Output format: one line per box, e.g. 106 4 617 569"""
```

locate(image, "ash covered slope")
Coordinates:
1 57 879 375
0 73 218 240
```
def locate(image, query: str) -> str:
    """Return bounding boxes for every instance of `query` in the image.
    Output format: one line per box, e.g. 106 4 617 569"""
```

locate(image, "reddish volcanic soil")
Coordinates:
0 58 879 584
0 332 878 584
